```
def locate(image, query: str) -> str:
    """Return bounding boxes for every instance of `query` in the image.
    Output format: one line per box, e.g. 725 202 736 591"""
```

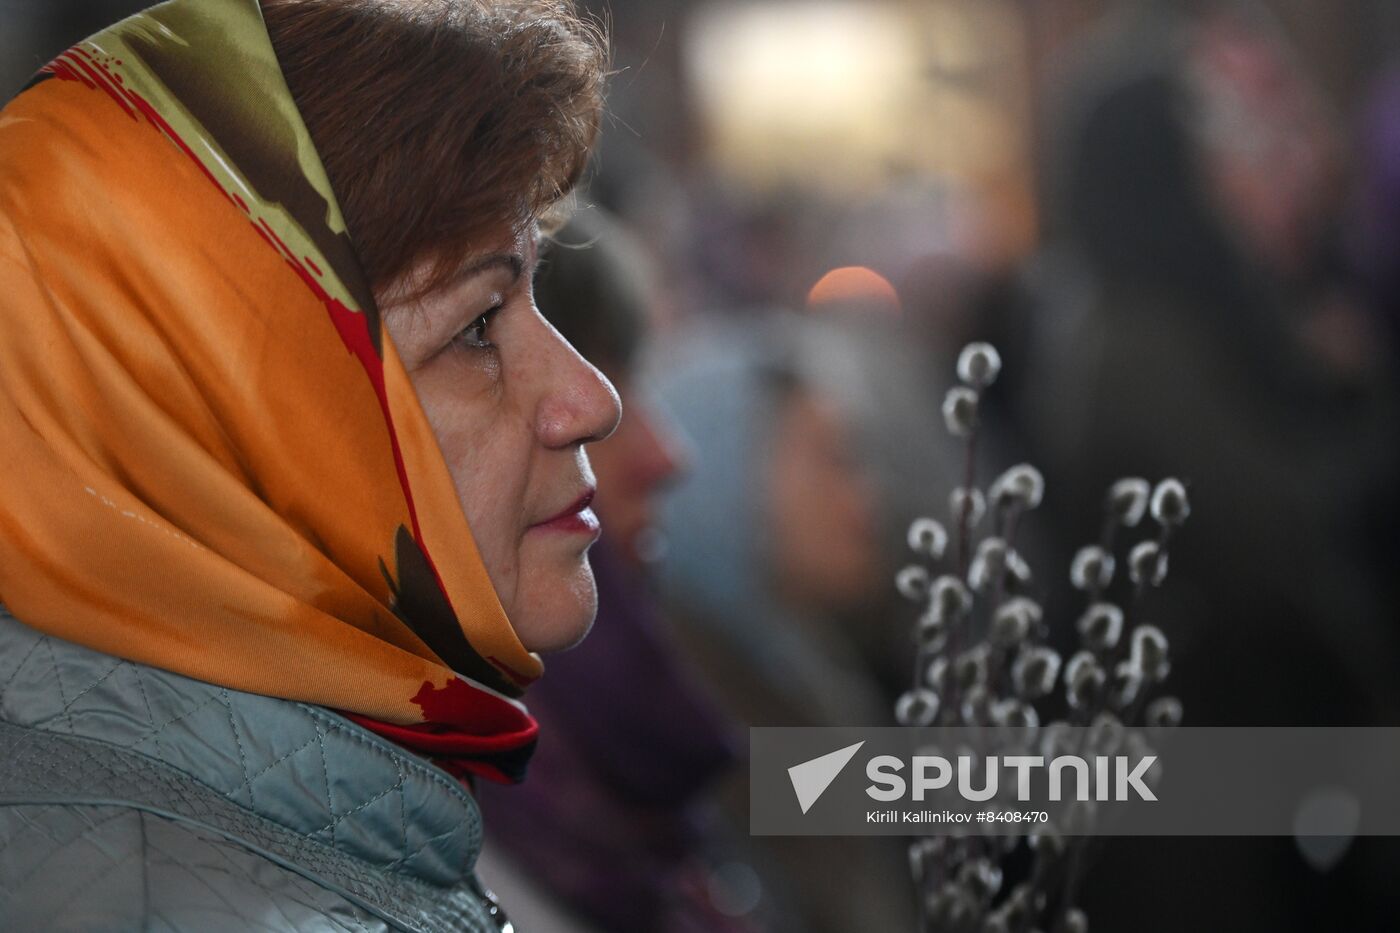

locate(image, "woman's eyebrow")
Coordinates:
455 252 524 285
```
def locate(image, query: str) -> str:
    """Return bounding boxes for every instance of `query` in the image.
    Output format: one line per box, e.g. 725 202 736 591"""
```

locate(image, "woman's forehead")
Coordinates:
455 222 542 277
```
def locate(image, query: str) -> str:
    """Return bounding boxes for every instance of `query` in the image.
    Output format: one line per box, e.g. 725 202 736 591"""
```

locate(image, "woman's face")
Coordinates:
767 388 882 613
380 224 622 653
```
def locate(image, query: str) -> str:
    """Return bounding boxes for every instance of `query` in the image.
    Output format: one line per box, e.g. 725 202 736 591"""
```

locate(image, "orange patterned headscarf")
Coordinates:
0 0 543 781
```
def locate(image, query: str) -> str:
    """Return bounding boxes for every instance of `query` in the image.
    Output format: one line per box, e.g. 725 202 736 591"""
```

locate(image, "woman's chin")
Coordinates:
510 559 599 654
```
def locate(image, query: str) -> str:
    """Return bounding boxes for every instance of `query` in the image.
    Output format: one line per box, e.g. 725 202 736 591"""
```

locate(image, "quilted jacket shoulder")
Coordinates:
0 804 389 932
0 609 510 933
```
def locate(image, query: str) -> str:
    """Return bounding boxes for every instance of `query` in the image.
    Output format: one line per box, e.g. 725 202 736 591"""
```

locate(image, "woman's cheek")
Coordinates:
454 424 536 609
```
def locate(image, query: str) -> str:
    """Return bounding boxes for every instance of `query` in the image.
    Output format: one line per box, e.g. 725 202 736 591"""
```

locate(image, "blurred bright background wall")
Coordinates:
6 0 1399 309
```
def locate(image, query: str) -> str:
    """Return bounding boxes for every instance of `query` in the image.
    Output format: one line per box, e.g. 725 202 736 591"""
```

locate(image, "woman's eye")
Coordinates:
454 306 501 351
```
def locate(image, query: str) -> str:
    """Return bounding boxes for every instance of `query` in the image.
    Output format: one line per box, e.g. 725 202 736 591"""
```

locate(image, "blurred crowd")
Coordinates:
7 0 1400 930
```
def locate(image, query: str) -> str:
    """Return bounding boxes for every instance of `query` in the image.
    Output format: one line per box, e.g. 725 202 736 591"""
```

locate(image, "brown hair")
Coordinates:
260 0 607 301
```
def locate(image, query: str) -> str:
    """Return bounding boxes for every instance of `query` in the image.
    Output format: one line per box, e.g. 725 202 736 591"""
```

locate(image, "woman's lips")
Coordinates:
530 489 600 536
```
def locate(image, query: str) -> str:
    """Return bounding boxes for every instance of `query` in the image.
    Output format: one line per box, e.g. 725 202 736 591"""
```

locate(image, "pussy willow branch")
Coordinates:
943 425 980 727
955 429 979 578
1054 521 1177 932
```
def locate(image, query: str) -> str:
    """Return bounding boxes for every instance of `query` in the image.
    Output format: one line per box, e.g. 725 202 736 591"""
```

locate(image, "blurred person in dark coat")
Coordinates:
1019 3 1400 929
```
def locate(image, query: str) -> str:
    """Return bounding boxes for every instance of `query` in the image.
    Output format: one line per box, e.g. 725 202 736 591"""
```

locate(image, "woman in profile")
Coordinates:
476 208 766 933
0 0 617 929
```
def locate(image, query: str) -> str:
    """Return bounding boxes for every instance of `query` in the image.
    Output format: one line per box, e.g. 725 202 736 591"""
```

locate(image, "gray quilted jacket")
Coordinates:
0 609 511 932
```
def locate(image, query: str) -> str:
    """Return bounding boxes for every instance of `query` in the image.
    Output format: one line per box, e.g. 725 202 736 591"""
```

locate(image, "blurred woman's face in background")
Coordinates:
586 375 689 566
1189 11 1338 278
767 387 882 613
381 224 622 653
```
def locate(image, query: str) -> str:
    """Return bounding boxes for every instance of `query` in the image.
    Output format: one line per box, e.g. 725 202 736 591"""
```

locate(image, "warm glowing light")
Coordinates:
684 0 1038 259
686 1 1031 195
807 266 901 314
687 2 922 192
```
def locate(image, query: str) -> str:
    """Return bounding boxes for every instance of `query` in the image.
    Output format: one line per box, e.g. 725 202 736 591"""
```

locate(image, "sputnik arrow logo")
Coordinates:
788 741 865 814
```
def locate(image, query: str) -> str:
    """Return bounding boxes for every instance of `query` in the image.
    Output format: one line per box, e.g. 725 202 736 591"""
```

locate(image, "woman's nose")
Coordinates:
535 328 622 450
